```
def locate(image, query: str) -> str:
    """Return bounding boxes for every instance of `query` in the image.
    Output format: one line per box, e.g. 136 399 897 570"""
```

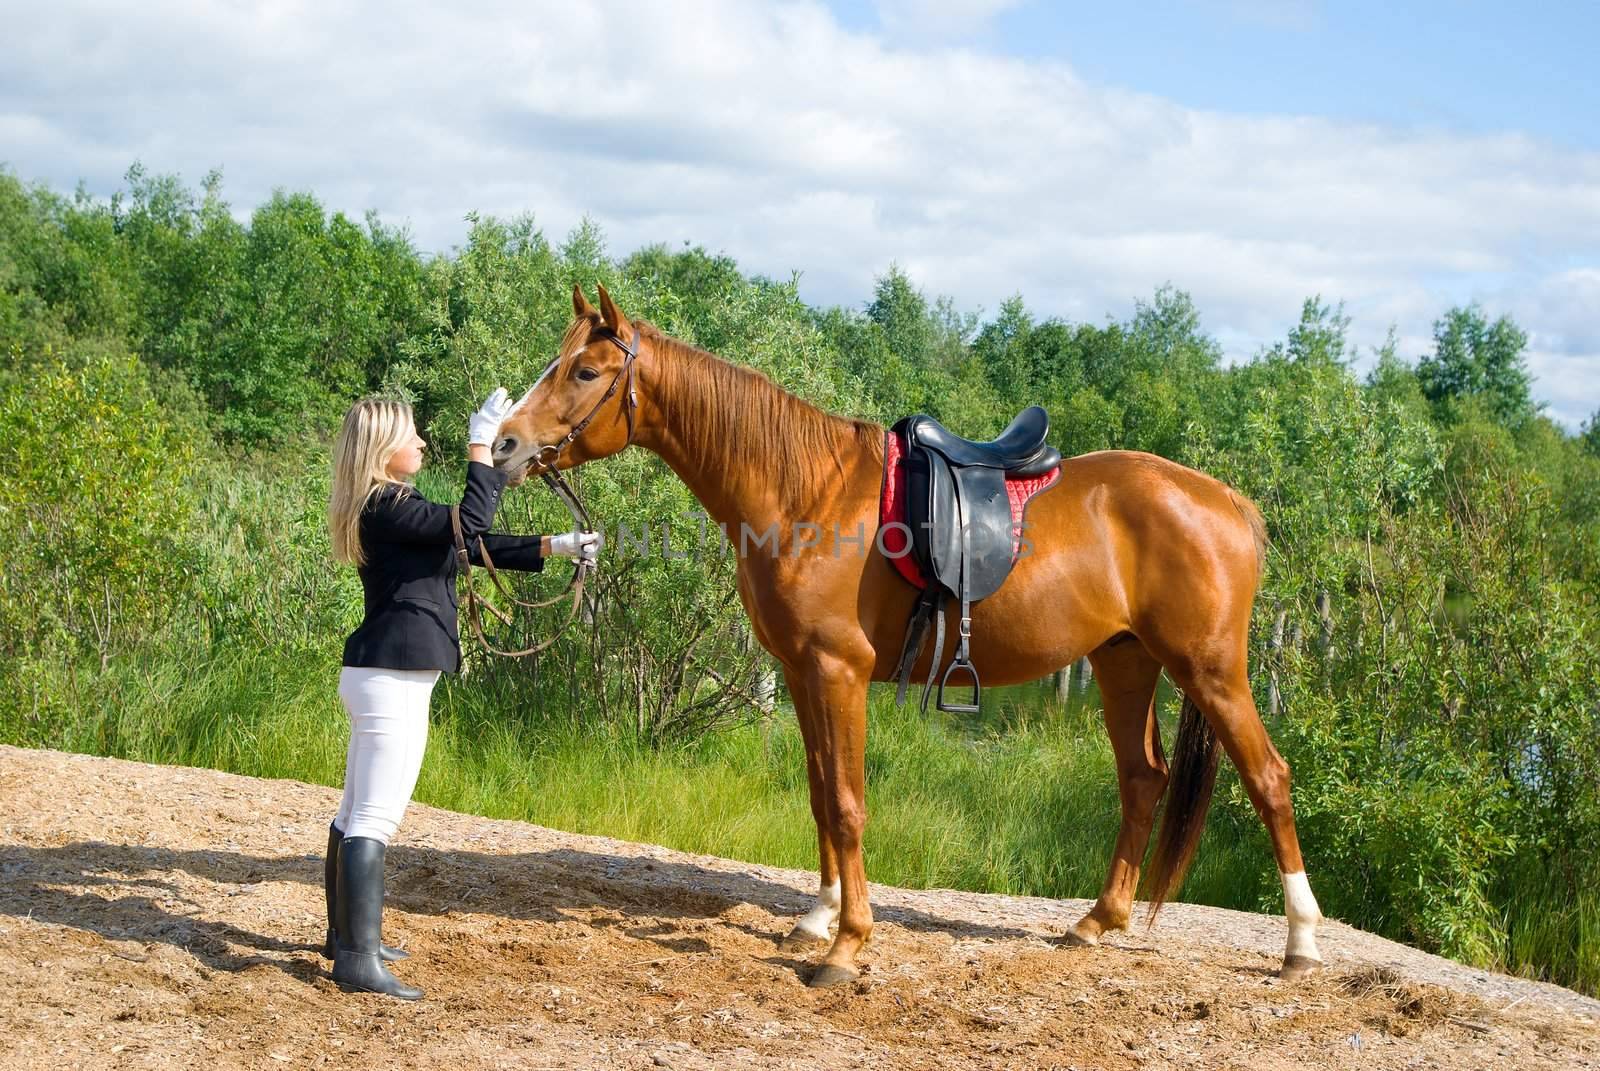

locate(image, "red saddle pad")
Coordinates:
878 428 1062 590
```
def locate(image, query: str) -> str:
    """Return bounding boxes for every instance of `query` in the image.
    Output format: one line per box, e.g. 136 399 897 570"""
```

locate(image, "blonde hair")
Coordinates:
329 398 416 566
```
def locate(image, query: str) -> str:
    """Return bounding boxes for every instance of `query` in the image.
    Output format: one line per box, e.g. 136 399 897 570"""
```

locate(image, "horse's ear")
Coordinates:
596 283 628 333
572 284 599 320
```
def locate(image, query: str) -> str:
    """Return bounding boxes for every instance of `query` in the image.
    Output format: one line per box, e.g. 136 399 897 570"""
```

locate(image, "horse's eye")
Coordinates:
577 368 600 382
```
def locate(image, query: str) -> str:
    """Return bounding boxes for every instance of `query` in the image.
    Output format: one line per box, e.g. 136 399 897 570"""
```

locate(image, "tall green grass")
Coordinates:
1502 870 1600 995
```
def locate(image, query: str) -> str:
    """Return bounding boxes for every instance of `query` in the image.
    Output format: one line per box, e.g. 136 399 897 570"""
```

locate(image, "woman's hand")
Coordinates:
546 530 604 565
468 387 514 449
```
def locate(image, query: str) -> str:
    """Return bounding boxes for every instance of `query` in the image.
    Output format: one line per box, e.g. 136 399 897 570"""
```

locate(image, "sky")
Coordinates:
3 0 1597 428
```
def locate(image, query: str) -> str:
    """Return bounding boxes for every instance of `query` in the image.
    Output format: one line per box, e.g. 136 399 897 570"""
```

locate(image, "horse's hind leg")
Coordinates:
780 665 841 949
1170 656 1324 979
1066 639 1167 946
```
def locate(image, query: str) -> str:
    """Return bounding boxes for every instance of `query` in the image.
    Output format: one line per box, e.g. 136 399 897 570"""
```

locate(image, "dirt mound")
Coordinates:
1 745 1594 1069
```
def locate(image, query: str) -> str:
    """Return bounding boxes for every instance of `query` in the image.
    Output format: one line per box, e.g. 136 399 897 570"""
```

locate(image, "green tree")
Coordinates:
1581 410 1600 458
1364 329 1429 417
0 170 136 344
866 263 934 365
1128 284 1219 379
624 242 746 353
972 294 1033 404
1286 296 1351 365
206 189 428 442
114 164 246 382
1416 304 1534 427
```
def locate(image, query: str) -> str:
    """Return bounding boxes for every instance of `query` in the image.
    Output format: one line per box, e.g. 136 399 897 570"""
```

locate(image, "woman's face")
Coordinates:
385 419 426 480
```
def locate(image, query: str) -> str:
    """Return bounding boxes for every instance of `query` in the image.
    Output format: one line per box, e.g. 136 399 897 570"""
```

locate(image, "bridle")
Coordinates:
531 325 641 471
451 325 641 658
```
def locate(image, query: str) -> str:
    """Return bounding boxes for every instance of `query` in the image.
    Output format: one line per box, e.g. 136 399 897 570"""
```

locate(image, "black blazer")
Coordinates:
341 461 545 673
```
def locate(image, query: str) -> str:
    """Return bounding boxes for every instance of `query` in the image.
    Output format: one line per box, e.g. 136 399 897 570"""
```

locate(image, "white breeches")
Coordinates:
333 667 440 845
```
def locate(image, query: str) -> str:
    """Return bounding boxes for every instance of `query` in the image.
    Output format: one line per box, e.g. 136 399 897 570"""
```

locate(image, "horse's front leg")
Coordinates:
804 652 873 988
780 664 841 949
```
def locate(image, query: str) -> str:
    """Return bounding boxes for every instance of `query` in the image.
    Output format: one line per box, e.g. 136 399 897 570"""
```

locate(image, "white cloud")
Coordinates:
872 0 1026 38
1 0 1596 427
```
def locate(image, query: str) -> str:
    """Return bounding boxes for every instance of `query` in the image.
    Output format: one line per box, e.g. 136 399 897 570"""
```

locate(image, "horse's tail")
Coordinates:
1139 692 1220 920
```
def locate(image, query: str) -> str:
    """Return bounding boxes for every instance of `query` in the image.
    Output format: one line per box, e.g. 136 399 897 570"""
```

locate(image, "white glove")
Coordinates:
549 530 604 564
468 387 514 447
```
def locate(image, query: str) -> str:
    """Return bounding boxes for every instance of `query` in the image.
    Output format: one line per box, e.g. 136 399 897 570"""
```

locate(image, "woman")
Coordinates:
324 390 600 1000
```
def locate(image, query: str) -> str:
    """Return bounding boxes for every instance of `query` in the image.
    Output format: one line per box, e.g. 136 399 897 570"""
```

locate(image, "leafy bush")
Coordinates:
1256 480 1598 971
0 342 201 666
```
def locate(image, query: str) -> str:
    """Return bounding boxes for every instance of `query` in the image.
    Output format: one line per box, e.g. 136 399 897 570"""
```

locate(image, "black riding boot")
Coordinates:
323 823 408 961
331 836 423 1000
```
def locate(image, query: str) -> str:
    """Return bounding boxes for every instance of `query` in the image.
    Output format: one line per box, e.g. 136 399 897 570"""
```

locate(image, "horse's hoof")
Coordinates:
1279 955 1323 981
808 964 858 989
1062 927 1100 948
780 928 829 952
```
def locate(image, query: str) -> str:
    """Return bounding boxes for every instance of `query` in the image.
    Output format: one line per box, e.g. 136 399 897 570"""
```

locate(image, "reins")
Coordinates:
451 326 640 658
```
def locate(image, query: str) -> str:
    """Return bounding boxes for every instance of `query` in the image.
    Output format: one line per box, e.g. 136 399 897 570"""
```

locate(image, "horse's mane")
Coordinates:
638 322 885 515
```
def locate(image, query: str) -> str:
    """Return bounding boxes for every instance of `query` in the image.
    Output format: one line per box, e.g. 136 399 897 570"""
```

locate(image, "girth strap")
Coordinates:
940 474 982 714
893 587 939 707
922 591 945 715
888 586 964 716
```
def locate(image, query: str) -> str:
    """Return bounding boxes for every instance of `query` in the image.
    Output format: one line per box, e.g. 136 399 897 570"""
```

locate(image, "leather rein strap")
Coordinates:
451 326 639 658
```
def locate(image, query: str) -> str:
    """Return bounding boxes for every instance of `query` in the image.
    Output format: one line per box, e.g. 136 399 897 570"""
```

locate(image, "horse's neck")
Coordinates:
644 426 779 539
632 338 869 543
633 345 783 536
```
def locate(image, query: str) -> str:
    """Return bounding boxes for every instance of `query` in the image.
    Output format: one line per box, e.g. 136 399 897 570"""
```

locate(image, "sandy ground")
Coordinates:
0 744 1595 1070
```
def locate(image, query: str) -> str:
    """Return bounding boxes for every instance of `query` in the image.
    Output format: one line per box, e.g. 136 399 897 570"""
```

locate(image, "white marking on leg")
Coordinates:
1281 870 1323 962
792 880 841 941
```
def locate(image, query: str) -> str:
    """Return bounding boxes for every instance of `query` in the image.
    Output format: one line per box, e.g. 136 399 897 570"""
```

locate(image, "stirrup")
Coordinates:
937 600 981 714
937 656 980 713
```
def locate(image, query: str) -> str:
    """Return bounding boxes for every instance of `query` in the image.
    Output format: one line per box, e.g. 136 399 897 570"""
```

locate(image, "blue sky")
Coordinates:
3 1 1597 427
836 1 1600 149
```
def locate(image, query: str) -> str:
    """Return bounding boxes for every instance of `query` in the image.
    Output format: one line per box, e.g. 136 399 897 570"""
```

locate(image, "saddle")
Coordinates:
883 406 1062 713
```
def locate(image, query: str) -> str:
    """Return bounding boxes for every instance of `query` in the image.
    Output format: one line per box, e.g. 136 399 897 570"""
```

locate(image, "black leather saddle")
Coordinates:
903 406 1060 474
888 406 1062 714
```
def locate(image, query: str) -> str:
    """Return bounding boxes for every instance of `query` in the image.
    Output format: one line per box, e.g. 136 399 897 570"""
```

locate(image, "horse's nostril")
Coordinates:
495 436 517 457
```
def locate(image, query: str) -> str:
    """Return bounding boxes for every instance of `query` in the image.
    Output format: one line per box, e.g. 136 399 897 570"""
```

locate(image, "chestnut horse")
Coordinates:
492 284 1324 988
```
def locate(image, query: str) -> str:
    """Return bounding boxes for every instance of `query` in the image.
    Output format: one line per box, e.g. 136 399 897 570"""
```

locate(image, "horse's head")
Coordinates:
493 283 644 480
